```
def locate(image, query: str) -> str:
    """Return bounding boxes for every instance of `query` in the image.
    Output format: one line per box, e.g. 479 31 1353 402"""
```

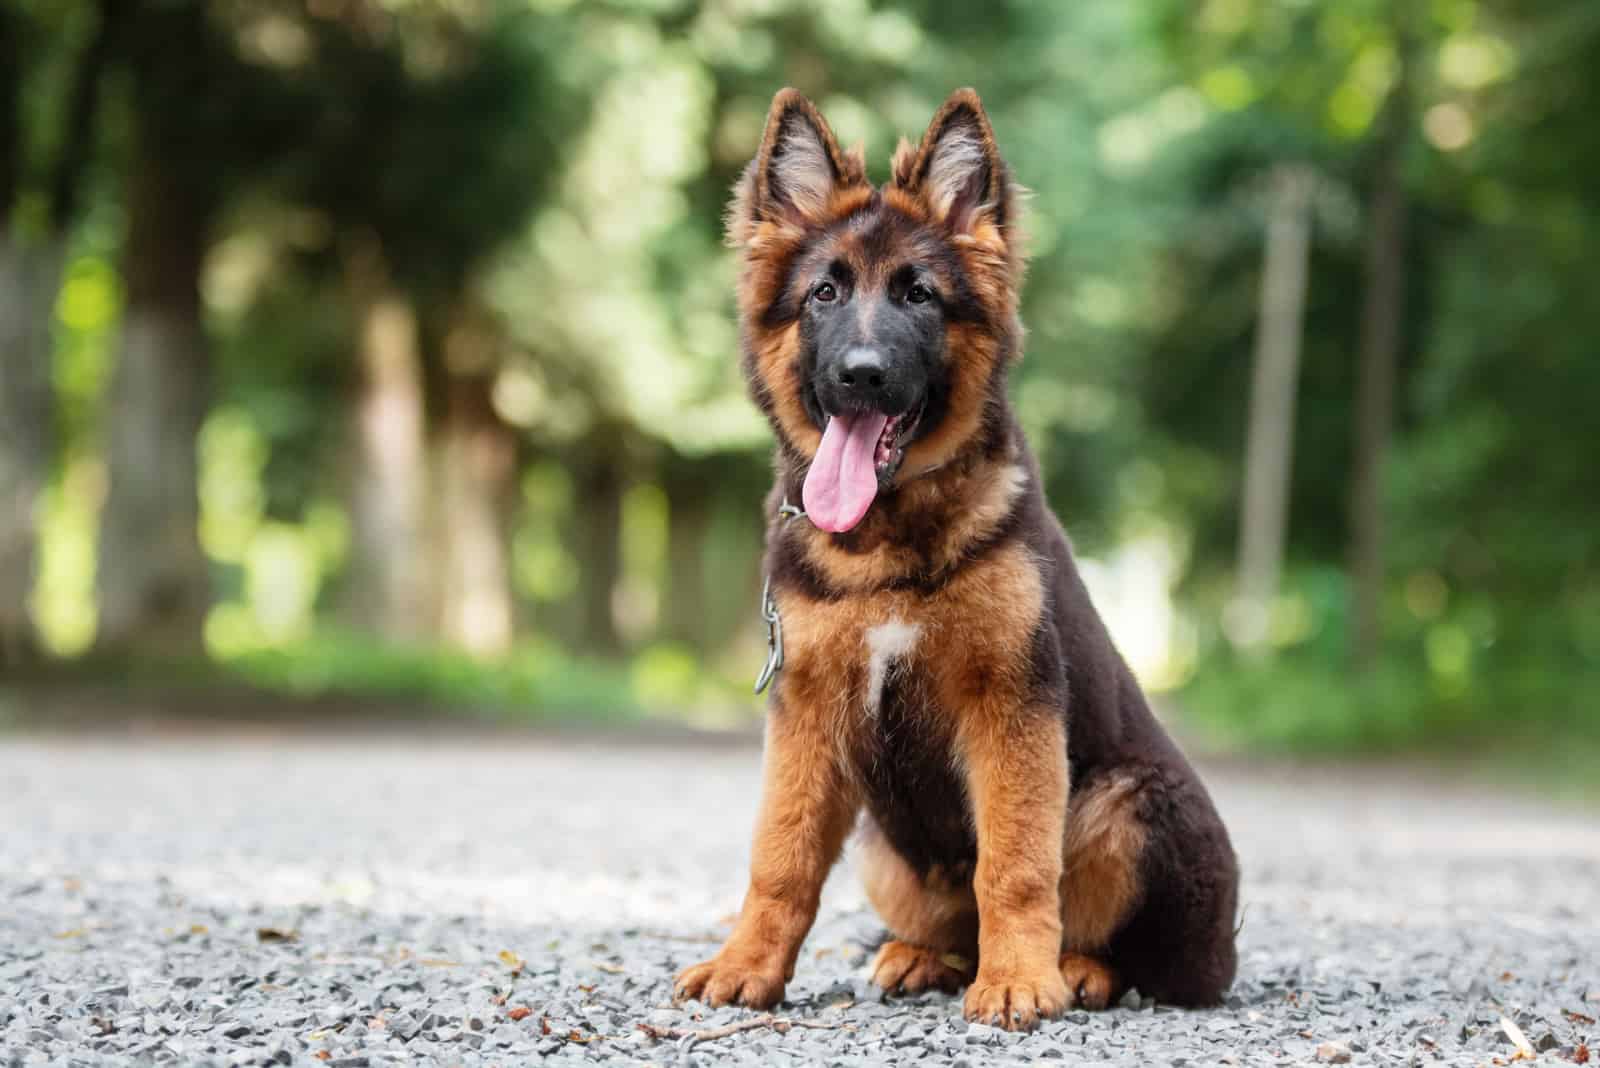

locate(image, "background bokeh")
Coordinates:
1 0 1595 776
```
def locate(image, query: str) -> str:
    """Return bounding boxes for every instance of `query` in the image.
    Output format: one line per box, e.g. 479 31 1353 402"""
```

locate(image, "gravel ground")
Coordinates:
1 726 1597 1067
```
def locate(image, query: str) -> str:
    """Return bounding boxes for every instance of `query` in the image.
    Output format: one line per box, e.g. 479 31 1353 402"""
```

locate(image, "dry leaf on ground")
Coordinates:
1501 1016 1536 1061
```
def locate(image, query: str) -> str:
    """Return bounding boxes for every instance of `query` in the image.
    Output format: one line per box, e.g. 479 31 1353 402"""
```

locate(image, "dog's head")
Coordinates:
729 89 1025 533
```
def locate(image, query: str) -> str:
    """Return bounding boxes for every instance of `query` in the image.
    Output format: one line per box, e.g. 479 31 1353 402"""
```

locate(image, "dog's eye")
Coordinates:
906 283 932 305
813 283 837 303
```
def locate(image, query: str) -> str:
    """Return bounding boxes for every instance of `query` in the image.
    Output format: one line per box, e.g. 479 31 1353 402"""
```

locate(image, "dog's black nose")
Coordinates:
835 347 887 395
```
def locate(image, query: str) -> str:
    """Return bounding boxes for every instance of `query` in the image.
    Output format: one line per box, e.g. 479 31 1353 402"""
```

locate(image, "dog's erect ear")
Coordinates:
892 89 1009 234
736 89 862 234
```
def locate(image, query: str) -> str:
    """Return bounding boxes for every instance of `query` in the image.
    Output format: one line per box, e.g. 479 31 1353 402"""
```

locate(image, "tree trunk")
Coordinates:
1348 30 1415 669
661 457 710 649
570 440 624 656
1233 164 1315 651
437 368 518 658
341 233 432 643
0 6 20 218
0 236 62 664
96 150 212 656
0 0 119 662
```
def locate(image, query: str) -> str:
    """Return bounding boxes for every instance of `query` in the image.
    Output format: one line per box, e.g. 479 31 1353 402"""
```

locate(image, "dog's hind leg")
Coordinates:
1056 773 1146 1008
860 823 978 994
1062 766 1239 1008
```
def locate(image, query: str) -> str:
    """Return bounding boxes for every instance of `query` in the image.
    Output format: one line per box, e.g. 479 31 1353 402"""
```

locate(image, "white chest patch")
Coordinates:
863 619 922 715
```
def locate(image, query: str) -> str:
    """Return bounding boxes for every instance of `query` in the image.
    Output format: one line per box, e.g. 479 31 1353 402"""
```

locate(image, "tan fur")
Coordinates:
1059 953 1119 1011
857 774 1148 971
673 700 860 1009
954 705 1069 1028
764 542 1061 1027
728 88 868 243
789 539 1067 1029
1060 775 1148 952
748 327 818 458
938 543 1068 1029
870 940 972 995
773 540 1043 716
860 825 978 955
886 89 1027 302
769 116 842 219
901 326 1008 477
864 820 980 996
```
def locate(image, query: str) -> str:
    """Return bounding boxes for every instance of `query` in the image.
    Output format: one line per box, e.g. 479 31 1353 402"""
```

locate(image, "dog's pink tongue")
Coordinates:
803 412 889 533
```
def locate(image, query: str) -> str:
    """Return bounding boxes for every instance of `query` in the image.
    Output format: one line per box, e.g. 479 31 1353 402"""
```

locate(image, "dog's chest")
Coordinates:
772 544 1045 876
848 618 978 877
861 618 922 714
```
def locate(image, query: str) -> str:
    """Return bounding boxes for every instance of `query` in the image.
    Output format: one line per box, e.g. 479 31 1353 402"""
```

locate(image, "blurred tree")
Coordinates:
1348 13 1416 669
97 145 216 656
1377 0 1600 721
1235 164 1315 650
97 0 294 656
420 12 582 656
1 0 1590 745
567 429 629 656
1150 0 1600 742
435 297 519 655
1144 0 1402 603
0 0 121 663
275 2 582 650
337 227 431 642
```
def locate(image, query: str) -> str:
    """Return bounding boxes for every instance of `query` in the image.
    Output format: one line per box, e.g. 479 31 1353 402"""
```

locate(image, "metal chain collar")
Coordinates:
754 499 807 694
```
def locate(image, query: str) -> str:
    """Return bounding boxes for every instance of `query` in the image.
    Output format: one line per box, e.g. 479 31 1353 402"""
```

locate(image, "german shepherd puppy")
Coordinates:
676 88 1239 1031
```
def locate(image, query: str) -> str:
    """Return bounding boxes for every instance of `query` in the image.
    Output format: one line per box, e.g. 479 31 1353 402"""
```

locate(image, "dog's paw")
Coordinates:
673 955 785 1010
869 940 972 995
962 966 1069 1031
1058 952 1118 1010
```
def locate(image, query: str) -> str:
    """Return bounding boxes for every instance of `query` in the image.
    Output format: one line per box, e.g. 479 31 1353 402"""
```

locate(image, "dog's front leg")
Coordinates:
675 705 858 1010
959 708 1070 1030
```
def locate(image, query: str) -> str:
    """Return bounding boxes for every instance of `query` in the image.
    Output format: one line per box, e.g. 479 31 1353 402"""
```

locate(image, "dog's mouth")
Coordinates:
872 399 925 486
802 399 925 534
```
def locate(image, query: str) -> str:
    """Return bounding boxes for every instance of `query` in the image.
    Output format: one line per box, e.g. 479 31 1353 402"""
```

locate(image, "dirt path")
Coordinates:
2 729 1596 1065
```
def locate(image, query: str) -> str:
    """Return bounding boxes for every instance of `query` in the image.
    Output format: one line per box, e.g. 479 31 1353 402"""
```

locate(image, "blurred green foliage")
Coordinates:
1 0 1596 757
229 630 641 723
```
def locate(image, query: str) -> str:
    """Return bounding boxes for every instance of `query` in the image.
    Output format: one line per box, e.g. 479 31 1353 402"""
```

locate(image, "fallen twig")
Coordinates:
636 1014 844 1047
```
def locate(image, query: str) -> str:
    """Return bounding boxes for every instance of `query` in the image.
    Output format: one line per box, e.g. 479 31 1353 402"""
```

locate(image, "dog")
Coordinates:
675 88 1239 1031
